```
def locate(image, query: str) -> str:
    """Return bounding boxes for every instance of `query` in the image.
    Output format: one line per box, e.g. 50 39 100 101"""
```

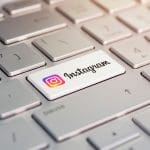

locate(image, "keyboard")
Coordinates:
0 0 150 149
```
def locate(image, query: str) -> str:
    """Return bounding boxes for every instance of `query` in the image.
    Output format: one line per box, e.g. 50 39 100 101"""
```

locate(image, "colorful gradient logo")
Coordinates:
43 74 65 88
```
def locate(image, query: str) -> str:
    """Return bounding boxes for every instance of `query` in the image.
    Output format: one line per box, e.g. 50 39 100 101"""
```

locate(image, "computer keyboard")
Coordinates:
0 0 150 150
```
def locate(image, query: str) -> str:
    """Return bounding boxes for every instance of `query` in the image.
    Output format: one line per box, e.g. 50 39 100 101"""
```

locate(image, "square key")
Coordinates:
33 29 94 61
0 43 45 76
82 17 132 45
0 80 41 119
56 0 103 24
110 37 150 68
117 7 150 33
0 119 48 150
93 0 136 13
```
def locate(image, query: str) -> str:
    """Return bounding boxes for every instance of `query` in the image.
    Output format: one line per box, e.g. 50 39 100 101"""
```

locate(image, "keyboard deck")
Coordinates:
0 0 150 149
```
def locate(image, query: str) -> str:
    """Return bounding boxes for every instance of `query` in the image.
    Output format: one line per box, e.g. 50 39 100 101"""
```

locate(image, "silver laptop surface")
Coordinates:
0 0 150 149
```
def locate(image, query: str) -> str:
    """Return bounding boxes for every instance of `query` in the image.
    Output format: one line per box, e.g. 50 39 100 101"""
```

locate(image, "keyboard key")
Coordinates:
115 137 150 150
56 0 103 24
87 119 140 150
33 29 94 61
0 80 41 119
3 0 42 16
82 17 132 45
133 108 150 136
0 43 45 76
93 0 136 13
0 10 67 44
117 7 150 33
110 37 150 68
141 68 150 81
32 74 150 141
28 50 125 100
45 0 64 4
0 119 48 150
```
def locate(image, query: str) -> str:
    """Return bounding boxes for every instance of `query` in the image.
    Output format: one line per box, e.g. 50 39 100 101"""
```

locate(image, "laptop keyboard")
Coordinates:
0 0 150 149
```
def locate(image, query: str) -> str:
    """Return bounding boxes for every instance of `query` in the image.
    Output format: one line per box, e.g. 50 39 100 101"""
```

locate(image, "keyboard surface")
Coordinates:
0 0 150 150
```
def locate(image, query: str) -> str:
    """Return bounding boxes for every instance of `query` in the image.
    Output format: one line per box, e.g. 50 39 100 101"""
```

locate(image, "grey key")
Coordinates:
56 0 103 24
0 80 41 119
3 0 42 16
115 137 150 150
32 75 150 141
117 7 150 33
82 17 132 45
87 119 140 150
0 43 45 76
33 29 94 61
110 37 150 68
133 108 150 136
0 10 67 44
45 0 64 4
141 68 150 81
93 0 136 13
0 118 48 150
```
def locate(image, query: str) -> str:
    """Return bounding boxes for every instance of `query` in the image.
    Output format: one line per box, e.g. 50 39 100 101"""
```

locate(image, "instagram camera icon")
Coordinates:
43 74 65 88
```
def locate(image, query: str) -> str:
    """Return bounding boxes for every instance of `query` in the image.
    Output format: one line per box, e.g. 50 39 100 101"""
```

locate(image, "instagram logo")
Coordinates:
43 74 65 88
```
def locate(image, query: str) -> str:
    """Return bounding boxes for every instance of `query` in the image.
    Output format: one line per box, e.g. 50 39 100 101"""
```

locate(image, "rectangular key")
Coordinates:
0 43 45 76
28 50 125 100
3 0 42 16
87 119 140 150
133 108 150 136
33 28 94 61
0 10 67 44
0 119 48 150
82 17 132 45
45 0 64 4
0 80 41 119
93 0 136 13
32 74 150 141
110 37 150 68
117 7 150 33
56 0 103 24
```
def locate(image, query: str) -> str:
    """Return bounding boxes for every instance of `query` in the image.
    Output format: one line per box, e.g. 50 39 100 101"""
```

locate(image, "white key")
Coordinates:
82 17 132 45
110 37 150 68
117 7 150 33
93 0 136 13
87 119 140 150
28 51 125 100
56 0 103 24
45 0 64 4
33 28 94 61
3 0 42 16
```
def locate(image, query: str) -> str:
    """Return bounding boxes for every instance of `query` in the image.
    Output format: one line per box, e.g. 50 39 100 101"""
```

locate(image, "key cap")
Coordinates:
45 0 64 4
0 43 45 76
0 118 48 150
141 68 150 81
32 74 150 141
0 80 41 119
87 119 140 150
28 50 125 100
33 29 94 61
110 37 150 68
82 17 132 45
133 108 150 136
115 137 150 150
56 0 103 24
93 0 136 13
0 10 67 44
3 0 42 16
117 7 150 33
